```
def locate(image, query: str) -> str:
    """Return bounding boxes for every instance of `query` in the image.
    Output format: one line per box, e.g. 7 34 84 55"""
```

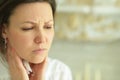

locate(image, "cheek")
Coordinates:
8 32 31 50
47 32 54 42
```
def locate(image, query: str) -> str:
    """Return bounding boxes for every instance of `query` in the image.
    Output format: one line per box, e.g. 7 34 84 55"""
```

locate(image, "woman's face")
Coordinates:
4 2 54 63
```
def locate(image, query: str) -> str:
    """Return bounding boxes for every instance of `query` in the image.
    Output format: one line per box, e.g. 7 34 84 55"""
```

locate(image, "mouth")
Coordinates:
32 48 47 54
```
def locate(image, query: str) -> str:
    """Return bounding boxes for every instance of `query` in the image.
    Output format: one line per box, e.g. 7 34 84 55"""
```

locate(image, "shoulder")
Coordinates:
46 58 73 80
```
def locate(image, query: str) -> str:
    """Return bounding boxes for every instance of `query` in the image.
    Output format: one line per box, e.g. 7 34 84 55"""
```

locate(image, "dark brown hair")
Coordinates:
0 0 56 53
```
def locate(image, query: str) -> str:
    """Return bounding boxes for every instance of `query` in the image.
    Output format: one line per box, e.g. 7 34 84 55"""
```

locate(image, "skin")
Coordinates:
2 2 54 80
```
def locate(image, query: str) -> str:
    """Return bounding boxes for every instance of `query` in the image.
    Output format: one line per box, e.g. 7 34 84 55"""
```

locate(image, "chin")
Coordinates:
30 58 45 64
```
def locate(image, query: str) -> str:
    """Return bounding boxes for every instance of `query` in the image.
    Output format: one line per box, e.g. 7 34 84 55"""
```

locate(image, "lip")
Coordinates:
32 48 47 54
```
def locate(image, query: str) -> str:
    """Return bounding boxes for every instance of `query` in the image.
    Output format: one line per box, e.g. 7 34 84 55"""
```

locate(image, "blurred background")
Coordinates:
49 0 120 80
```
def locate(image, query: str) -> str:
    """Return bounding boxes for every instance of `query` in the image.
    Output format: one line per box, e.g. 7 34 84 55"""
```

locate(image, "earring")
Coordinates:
4 38 7 48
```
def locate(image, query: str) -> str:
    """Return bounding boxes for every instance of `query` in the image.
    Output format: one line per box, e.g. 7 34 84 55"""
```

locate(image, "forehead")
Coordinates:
9 2 53 24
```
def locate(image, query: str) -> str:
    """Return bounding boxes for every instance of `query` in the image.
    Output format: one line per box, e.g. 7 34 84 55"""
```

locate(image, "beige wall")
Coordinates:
55 0 120 42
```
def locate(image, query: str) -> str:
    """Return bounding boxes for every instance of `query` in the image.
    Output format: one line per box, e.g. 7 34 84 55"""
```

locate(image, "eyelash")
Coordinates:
22 25 53 31
22 27 33 31
44 26 52 29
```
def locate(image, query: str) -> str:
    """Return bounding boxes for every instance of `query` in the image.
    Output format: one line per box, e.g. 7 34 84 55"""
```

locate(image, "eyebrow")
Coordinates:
45 20 54 24
22 19 53 25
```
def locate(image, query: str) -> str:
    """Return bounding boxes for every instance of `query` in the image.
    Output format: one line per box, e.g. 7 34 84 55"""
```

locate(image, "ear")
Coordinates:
2 24 8 39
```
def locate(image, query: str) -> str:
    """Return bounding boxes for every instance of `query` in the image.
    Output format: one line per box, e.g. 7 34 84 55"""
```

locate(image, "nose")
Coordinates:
34 30 45 44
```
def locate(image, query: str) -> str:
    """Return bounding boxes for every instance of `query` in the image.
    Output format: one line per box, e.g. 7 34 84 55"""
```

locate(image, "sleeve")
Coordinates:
59 64 73 80
0 54 11 80
0 77 10 80
51 59 73 80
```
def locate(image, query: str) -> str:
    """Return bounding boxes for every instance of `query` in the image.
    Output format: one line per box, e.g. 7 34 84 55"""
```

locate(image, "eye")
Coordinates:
45 26 52 29
22 27 34 31
44 25 53 29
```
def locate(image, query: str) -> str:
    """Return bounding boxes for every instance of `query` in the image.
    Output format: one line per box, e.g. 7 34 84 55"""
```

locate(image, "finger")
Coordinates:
6 41 29 80
6 42 26 71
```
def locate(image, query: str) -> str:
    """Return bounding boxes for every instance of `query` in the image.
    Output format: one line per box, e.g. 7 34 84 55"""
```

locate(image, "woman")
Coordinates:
0 0 72 80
